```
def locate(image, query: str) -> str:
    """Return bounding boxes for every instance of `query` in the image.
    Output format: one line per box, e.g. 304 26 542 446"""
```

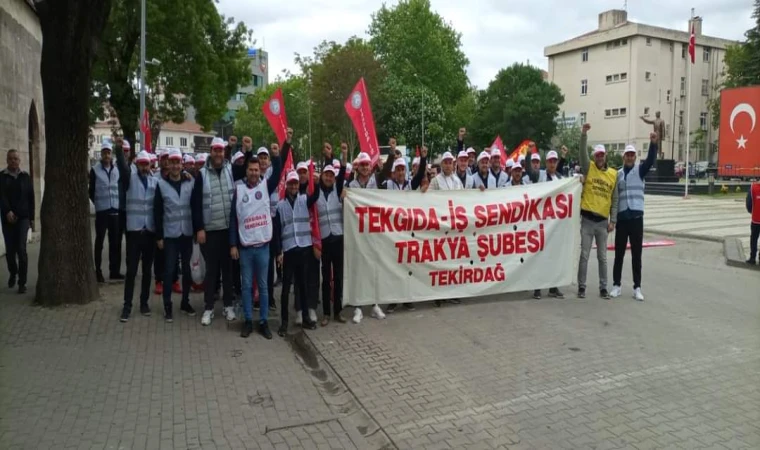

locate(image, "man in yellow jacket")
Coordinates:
576 124 618 299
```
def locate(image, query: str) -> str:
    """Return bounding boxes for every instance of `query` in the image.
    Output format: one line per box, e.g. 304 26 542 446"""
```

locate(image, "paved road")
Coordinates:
1 234 759 449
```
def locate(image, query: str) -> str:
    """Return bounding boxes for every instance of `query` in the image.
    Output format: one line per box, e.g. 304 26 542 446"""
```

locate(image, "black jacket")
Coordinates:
0 169 35 223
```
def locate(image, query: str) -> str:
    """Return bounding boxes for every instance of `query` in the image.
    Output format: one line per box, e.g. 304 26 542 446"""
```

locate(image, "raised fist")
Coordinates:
582 123 591 133
650 132 658 142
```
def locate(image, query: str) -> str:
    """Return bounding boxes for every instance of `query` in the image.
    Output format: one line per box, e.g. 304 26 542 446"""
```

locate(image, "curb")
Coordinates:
724 237 760 271
643 228 726 244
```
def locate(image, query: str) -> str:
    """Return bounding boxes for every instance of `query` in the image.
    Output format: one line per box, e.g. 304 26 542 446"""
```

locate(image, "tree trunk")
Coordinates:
36 0 112 306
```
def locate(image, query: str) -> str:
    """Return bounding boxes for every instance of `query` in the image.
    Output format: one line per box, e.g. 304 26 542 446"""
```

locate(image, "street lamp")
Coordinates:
413 73 424 148
288 92 312 160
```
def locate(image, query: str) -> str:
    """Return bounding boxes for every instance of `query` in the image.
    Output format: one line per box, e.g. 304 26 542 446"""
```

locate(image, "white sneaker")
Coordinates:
371 304 386 320
201 310 213 326
634 288 645 301
223 306 236 321
309 308 317 323
352 308 363 324
295 313 303 325
610 285 622 298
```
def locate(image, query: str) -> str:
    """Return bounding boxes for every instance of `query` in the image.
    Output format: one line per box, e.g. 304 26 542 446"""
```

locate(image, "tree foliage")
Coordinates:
90 0 251 147
472 64 564 150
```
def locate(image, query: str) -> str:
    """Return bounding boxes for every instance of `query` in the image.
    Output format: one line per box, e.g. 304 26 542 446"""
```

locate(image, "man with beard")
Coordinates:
506 159 530 186
472 151 496 190
489 148 509 188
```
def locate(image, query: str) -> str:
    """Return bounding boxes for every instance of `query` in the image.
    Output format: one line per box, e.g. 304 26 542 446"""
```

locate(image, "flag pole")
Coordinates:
684 8 694 198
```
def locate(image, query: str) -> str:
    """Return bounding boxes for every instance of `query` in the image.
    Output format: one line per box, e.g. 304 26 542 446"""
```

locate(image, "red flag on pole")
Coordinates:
262 87 289 147
307 160 322 251
688 24 696 64
507 140 534 162
344 78 380 167
140 110 152 153
278 152 294 200
490 136 507 167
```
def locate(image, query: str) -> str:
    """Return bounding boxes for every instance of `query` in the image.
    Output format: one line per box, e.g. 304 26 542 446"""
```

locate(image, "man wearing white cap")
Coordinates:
506 159 529 186
455 151 475 189
183 154 196 175
428 151 463 191
229 147 284 339
466 147 477 175
258 146 273 181
194 153 206 172
611 133 658 302
154 148 201 322
489 149 508 188
89 140 125 283
122 139 136 172
115 142 158 322
576 124 619 299
472 151 496 190
192 137 238 326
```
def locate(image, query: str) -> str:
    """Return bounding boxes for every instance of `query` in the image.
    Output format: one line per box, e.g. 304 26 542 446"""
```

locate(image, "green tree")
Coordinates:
472 64 564 150
37 0 112 305
90 0 251 147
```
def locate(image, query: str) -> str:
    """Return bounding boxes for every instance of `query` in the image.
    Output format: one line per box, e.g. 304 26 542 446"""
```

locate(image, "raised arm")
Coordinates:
579 124 591 176
639 133 659 178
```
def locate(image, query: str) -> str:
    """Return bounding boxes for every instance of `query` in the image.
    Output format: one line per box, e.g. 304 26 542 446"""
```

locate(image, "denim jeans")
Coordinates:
239 244 270 323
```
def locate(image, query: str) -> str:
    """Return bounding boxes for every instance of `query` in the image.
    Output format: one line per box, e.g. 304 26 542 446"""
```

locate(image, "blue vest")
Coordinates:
158 178 194 238
93 162 120 211
125 172 157 232
617 165 645 215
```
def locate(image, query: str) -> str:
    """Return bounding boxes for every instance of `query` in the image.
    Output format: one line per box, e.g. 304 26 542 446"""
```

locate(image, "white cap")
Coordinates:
457 150 469 159
296 161 309 172
505 159 514 169
332 159 341 168
158 148 168 158
392 158 407 170
466 147 476 154
624 144 637 154
593 144 606 155
345 163 352 173
257 147 269 156
323 164 339 175
490 148 501 158
149 153 158 162
196 153 208 163
122 140 131 150
183 154 195 164
412 157 420 166
546 150 559 160
440 151 454 161
477 151 490 162
167 148 183 161
211 137 225 149
518 155 526 163
135 151 150 164
101 141 113 151
230 151 243 163
511 160 524 171
356 152 371 164
286 171 299 183
531 152 541 161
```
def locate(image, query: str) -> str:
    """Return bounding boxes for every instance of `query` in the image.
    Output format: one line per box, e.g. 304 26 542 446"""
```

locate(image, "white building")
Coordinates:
544 9 737 162
89 120 215 158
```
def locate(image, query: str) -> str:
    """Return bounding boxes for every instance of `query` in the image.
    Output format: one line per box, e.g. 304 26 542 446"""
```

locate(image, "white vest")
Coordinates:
158 178 194 238
317 186 343 238
531 169 563 183
125 172 157 232
277 195 312 252
456 171 475 189
234 182 273 246
433 173 463 190
348 174 377 189
200 164 234 230
472 171 497 189
93 162 120 211
491 169 508 188
617 165 645 213
384 179 411 191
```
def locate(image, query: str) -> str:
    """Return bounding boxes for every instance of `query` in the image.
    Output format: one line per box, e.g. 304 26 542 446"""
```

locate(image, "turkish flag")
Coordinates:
490 136 507 168
507 140 534 163
344 78 380 167
307 160 322 251
140 110 152 153
688 25 696 64
718 86 760 177
262 88 289 147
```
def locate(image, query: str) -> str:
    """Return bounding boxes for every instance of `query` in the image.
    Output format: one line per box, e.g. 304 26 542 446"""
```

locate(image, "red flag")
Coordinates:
307 160 322 251
490 136 507 168
262 88 289 146
277 152 293 200
507 140 534 162
688 25 696 64
140 110 152 153
344 78 380 166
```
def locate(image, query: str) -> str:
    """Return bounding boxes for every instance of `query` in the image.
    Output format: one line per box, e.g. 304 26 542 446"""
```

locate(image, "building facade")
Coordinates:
214 48 269 138
89 120 215 158
545 9 737 162
1 0 45 223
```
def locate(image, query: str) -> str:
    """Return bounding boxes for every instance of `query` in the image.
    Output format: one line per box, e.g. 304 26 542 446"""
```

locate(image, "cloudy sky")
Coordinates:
217 0 754 89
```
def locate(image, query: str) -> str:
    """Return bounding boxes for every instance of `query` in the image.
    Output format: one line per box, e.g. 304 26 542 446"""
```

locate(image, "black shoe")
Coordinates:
533 290 542 299
259 321 273 340
8 274 16 288
164 311 173 323
241 320 254 338
277 325 287 337
140 304 151 316
746 258 757 265
110 273 125 281
577 288 586 298
96 271 105 283
434 300 442 307
180 303 196 316
386 304 398 314
548 289 565 299
120 309 130 323
269 303 277 311
253 302 260 311
600 289 610 299
302 320 317 330
17 285 26 294
403 303 416 311
449 298 461 305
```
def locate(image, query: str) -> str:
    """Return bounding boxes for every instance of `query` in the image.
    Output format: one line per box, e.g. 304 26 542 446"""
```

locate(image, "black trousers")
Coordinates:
162 235 192 311
280 247 311 326
613 217 644 289
153 246 179 283
120 210 127 268
94 210 121 275
321 237 344 317
749 223 760 261
201 230 233 311
123 230 155 311
2 218 30 286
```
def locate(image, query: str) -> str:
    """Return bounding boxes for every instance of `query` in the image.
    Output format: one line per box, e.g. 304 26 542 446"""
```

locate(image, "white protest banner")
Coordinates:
343 178 582 305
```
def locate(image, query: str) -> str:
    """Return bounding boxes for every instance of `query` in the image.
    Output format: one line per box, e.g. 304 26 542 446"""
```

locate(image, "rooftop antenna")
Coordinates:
624 0 627 11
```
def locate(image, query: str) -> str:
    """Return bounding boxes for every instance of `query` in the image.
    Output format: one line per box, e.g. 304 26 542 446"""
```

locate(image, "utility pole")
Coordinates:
671 97 677 160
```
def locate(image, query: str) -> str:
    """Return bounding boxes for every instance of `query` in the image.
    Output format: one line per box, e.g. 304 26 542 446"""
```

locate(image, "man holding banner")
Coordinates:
489 148 509 188
472 151 496 190
428 152 463 191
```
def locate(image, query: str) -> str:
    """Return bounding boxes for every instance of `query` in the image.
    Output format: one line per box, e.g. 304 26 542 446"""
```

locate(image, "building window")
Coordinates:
681 43 687 59
165 136 174 146
703 47 710 62
581 48 588 62
606 75 612 83
644 107 650 115
605 109 611 117
701 79 709 96
605 73 627 84
252 75 259 87
679 110 684 126
581 79 588 96
620 72 627 81
620 107 627 116
621 38 627 45
646 37 652 46
235 92 246 101
645 71 652 82
604 108 627 118
680 77 686 94
666 89 672 103
180 137 188 147
579 112 587 124
605 39 628 50
700 112 708 130
669 42 674 52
